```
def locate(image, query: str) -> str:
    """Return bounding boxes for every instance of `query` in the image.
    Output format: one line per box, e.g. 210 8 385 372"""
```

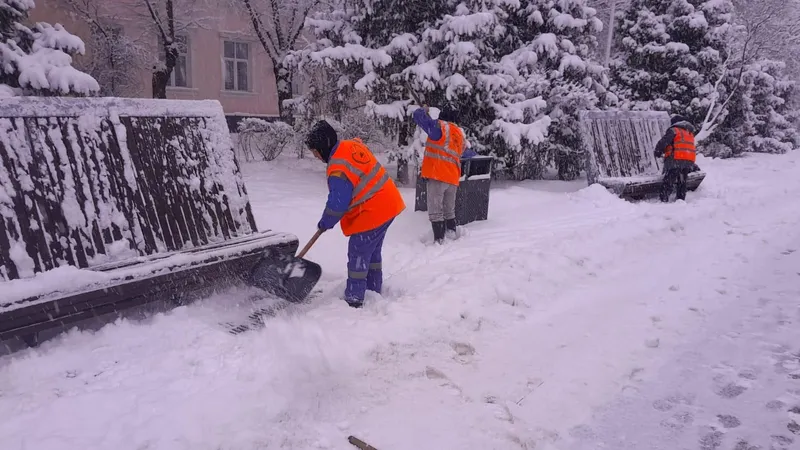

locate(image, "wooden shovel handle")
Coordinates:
405 80 425 107
297 229 324 259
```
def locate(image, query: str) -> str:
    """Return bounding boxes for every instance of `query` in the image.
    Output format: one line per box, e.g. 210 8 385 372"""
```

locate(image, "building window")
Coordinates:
169 35 190 87
160 34 190 88
223 40 249 92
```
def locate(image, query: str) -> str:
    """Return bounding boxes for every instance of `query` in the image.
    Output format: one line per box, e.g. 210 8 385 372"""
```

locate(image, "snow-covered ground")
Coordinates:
1 151 799 450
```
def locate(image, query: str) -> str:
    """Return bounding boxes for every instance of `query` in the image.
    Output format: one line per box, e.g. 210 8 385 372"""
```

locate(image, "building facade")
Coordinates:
29 0 280 129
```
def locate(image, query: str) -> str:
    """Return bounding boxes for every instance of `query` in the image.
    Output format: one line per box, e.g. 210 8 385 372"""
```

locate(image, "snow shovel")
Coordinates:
247 230 324 303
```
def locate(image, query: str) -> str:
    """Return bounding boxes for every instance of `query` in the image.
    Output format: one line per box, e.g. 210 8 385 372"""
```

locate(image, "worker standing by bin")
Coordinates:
412 106 476 244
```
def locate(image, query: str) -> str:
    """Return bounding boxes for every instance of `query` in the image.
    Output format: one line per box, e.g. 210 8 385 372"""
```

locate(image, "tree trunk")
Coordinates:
273 63 293 123
152 69 169 99
396 122 411 185
604 0 617 66
152 45 177 99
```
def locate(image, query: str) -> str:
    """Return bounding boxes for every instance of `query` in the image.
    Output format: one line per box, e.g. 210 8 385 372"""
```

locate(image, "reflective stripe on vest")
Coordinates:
327 156 390 212
665 128 696 162
425 125 460 164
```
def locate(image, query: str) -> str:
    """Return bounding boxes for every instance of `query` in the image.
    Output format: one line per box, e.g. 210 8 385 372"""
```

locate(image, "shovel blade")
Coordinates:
248 251 322 303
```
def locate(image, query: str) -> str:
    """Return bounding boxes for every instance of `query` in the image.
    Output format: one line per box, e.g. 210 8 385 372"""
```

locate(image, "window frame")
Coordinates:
222 39 251 93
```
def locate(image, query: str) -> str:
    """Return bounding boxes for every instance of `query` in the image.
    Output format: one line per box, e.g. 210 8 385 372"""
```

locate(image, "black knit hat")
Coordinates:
671 114 689 125
305 120 338 162
438 107 459 123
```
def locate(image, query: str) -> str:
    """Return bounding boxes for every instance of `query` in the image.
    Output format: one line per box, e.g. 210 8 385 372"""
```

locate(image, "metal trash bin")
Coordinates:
414 155 494 225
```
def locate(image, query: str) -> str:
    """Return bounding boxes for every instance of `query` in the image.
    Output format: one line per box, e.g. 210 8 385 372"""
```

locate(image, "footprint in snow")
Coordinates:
698 430 723 450
716 414 741 429
451 341 476 364
771 434 794 449
789 406 800 435
652 393 695 412
660 411 694 430
645 338 660 349
482 395 514 424
424 366 467 399
738 368 759 381
715 382 748 399
767 400 788 411
732 440 759 450
567 424 596 440
653 399 675 412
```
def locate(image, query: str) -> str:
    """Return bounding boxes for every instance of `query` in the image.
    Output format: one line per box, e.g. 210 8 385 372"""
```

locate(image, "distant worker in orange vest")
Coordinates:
654 115 697 203
305 120 406 308
412 106 477 244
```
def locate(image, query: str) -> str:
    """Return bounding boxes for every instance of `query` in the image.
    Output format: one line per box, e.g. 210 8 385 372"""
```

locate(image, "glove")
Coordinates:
317 218 332 232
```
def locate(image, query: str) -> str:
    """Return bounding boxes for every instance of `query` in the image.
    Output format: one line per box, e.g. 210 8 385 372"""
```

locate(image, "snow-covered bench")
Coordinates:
0 97 299 350
578 110 706 200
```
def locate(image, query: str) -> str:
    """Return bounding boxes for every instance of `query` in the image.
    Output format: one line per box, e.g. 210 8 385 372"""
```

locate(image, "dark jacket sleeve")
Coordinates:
654 128 676 158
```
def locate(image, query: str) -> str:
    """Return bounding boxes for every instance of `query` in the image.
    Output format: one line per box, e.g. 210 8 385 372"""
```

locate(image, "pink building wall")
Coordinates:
29 0 280 119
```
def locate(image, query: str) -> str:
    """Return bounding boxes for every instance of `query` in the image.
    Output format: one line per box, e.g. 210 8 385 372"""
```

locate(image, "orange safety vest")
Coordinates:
326 138 406 236
665 127 696 163
421 121 465 186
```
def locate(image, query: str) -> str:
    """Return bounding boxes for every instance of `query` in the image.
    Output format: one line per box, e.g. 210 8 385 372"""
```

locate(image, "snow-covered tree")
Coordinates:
610 0 736 130
588 0 631 64
0 0 99 97
709 59 800 157
745 60 800 154
140 0 181 98
293 0 608 180
235 0 321 119
731 0 800 74
515 0 610 180
63 0 147 96
289 0 459 180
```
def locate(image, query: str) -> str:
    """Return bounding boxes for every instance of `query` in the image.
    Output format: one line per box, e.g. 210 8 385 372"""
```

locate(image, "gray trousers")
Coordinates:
426 178 457 222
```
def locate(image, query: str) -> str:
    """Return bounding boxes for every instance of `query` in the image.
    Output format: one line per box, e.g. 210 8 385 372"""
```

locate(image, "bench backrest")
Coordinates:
578 110 671 184
0 97 258 281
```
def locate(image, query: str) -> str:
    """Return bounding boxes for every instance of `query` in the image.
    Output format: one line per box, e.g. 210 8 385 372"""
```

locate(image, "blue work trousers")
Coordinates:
344 218 394 305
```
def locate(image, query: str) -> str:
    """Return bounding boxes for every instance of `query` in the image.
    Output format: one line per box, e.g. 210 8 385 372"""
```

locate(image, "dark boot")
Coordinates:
660 169 676 202
445 218 458 239
675 169 689 201
431 221 446 244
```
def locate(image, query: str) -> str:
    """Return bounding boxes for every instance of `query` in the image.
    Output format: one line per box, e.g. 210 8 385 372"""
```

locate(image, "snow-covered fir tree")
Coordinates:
289 0 455 175
514 0 610 180
610 0 735 128
0 0 99 97
292 0 608 180
694 59 800 157
740 60 800 154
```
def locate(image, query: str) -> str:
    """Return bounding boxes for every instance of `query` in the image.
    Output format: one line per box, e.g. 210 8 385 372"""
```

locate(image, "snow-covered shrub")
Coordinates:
237 118 295 161
610 0 735 127
0 0 99 96
744 60 800 154
703 59 800 157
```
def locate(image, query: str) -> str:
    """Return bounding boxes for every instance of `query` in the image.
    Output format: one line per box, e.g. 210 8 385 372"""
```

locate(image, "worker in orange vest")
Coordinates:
654 115 698 202
305 120 406 308
412 106 477 244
